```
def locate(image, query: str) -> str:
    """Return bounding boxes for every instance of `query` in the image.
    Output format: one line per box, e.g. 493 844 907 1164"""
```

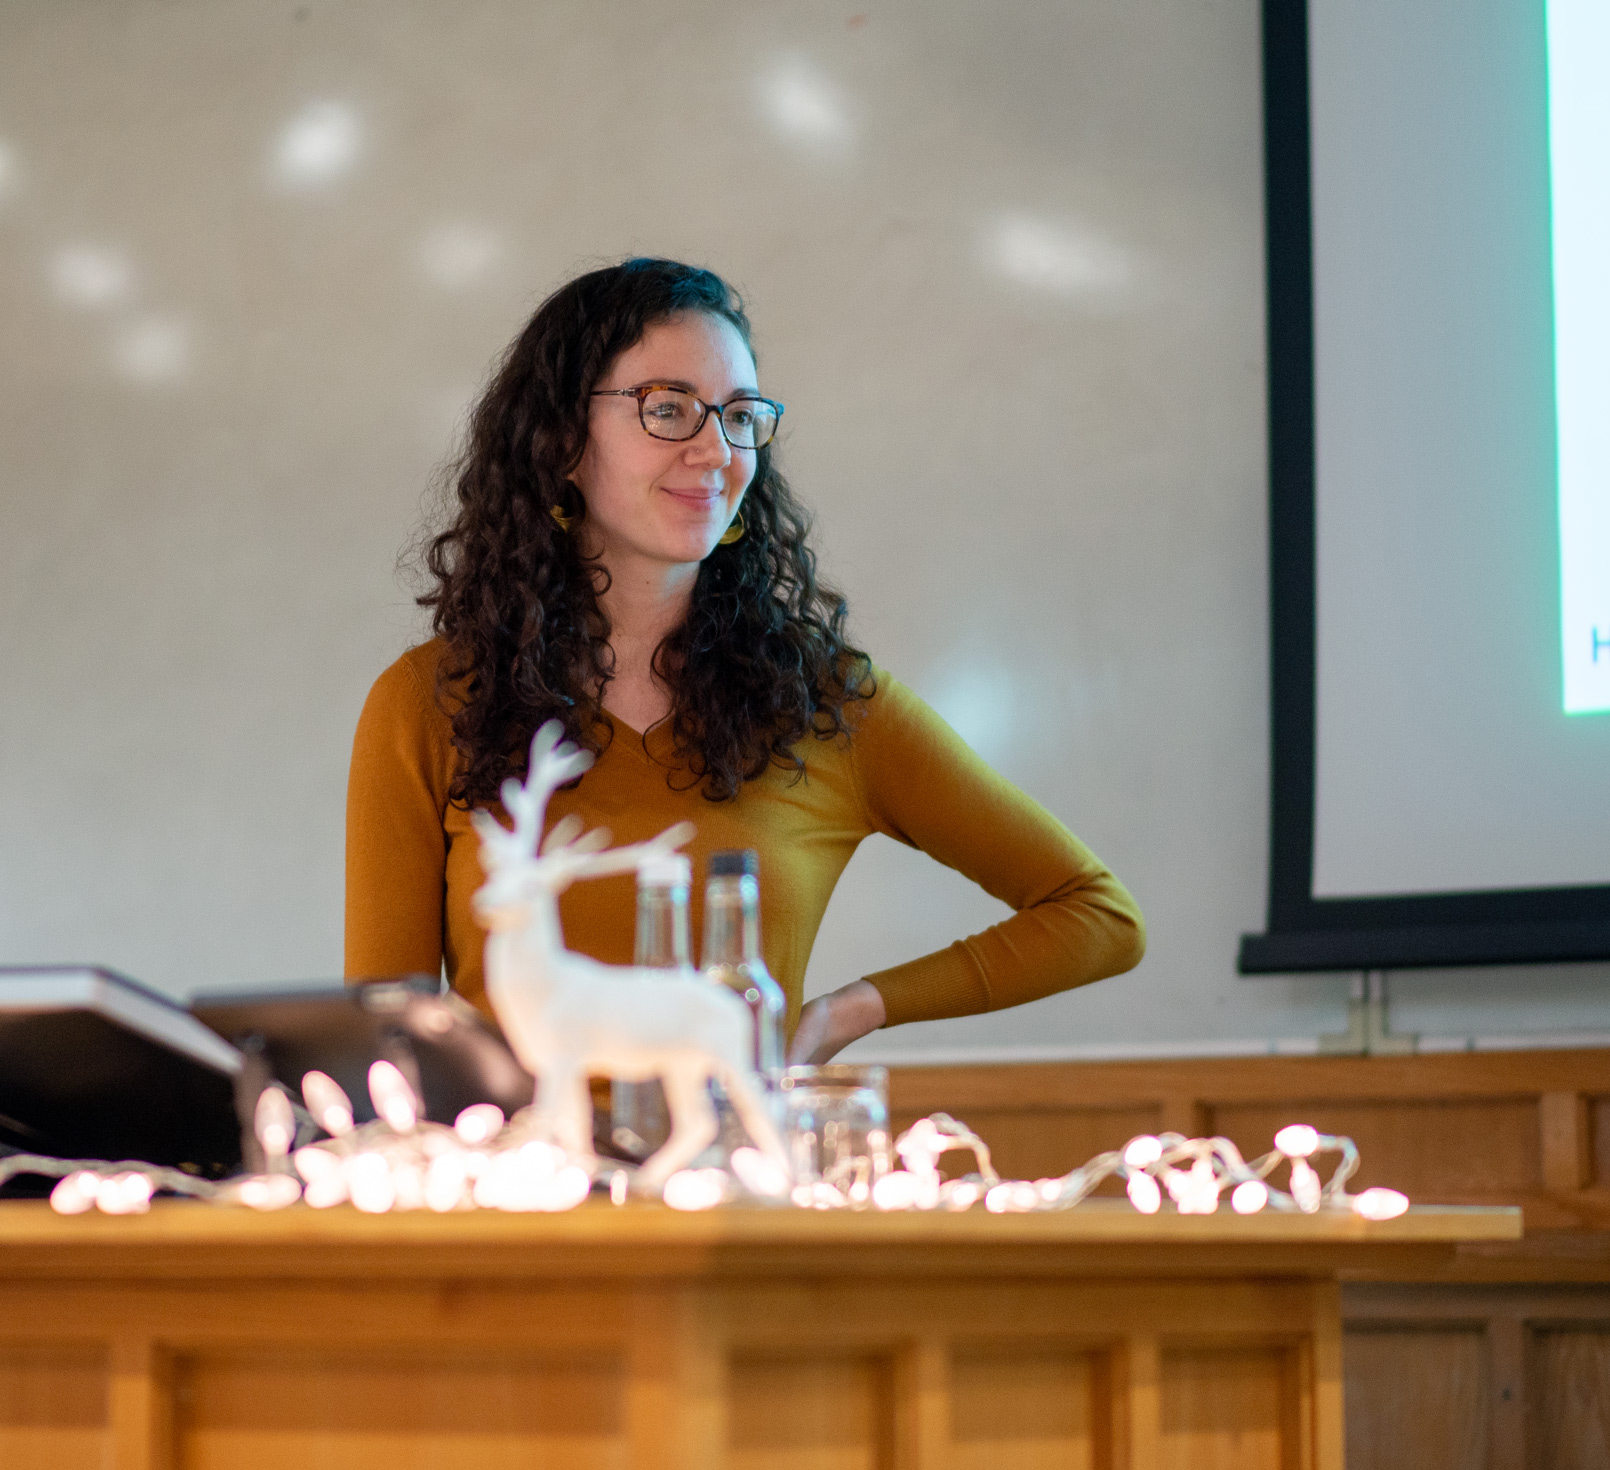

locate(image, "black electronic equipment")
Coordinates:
189 977 534 1140
0 967 244 1192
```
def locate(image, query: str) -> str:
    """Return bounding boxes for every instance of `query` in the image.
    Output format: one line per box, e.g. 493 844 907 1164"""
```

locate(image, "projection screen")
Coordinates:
1240 0 1610 973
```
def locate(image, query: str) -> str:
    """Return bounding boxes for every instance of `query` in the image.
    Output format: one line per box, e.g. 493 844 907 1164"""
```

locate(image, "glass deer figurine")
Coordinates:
470 721 790 1193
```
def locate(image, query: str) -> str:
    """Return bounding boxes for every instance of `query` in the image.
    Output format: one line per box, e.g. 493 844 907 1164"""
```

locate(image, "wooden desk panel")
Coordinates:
0 1202 1513 1470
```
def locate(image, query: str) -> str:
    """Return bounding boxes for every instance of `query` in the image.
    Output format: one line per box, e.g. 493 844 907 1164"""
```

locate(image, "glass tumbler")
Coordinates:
780 1064 891 1208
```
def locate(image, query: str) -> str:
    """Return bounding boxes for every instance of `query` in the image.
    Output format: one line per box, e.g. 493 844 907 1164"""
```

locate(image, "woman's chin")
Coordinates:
665 525 725 564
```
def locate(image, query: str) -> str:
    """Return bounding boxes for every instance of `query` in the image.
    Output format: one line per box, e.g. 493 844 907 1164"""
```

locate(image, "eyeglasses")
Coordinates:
590 385 784 450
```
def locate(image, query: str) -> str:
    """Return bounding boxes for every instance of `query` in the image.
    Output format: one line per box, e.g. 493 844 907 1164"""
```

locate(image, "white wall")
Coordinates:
2 0 1604 1058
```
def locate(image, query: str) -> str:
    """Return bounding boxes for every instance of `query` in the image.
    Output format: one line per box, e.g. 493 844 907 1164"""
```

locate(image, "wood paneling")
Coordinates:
1527 1327 1610 1470
887 1050 1610 1465
11 1045 1602 1470
949 1346 1098 1470
888 1048 1610 1237
728 1355 894 1470
175 1349 628 1470
1159 1347 1292 1470
1540 1093 1593 1193
1210 1099 1542 1197
1342 1328 1488 1470
0 1343 107 1469
1344 1284 1610 1470
0 1220 1401 1470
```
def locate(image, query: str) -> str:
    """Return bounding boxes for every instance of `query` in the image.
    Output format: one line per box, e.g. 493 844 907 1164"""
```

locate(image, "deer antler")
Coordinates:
472 720 595 872
557 820 696 883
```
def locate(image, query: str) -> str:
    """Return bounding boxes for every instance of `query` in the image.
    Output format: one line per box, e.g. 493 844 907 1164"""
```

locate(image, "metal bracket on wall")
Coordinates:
1318 970 1418 1056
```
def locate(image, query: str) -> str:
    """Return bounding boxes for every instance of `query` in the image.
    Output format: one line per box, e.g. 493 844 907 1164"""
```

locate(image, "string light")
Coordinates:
301 1071 354 1136
2 1065 1409 1224
662 1168 729 1212
254 1087 295 1159
367 1061 418 1133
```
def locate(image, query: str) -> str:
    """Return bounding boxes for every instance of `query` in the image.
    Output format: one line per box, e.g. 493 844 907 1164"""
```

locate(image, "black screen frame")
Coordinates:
1239 0 1610 975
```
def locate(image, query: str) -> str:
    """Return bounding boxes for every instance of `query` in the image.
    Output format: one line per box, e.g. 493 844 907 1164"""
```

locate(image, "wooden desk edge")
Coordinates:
0 1199 1519 1284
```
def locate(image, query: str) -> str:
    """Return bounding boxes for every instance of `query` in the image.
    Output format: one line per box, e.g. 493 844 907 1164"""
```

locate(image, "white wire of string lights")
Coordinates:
0 1065 1408 1223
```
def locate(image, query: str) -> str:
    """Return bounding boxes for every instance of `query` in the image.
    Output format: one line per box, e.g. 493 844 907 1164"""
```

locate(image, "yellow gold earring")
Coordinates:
550 505 575 533
718 511 745 546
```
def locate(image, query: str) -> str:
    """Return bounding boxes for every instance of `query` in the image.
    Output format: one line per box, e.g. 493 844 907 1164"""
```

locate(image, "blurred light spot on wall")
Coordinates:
986 213 1131 299
113 315 192 385
0 140 18 202
417 222 501 288
52 244 135 308
273 100 361 186
760 59 855 151
925 661 1020 767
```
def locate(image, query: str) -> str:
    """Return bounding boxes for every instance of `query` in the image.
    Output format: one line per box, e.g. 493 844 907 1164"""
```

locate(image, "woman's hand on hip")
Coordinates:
785 979 886 1066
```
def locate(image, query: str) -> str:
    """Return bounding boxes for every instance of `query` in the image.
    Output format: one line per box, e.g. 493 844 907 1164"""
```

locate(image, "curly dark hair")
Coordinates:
417 257 872 806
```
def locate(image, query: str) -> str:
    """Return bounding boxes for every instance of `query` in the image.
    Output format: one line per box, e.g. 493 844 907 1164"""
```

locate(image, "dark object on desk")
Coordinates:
190 978 534 1160
0 967 244 1194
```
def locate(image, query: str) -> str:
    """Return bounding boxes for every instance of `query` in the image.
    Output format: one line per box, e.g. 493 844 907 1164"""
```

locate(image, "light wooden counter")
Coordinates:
0 1199 1518 1469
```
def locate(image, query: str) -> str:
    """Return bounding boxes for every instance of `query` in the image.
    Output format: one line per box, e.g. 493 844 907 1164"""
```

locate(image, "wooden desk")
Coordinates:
0 1200 1517 1470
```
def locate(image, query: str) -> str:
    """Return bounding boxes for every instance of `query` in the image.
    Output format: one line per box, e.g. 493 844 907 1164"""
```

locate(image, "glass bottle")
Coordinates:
608 852 692 1160
701 849 785 1080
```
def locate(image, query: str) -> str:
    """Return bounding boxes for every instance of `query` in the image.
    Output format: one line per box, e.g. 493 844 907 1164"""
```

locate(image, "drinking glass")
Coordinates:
780 1064 891 1208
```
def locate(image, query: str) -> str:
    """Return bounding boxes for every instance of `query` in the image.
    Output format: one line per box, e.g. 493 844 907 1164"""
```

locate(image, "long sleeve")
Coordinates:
344 649 455 982
849 676 1145 1027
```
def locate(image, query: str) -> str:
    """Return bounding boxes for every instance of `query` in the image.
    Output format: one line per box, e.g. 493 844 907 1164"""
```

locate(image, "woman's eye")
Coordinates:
725 407 755 427
645 401 686 421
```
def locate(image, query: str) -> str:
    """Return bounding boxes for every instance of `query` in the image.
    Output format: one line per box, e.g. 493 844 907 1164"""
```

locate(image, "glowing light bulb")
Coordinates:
97 1172 153 1215
50 1172 99 1215
534 1165 591 1212
239 1174 301 1211
610 1171 628 1206
424 1153 469 1213
293 1145 340 1180
1231 1179 1269 1215
1166 1157 1221 1215
1274 1124 1319 1158
872 1170 921 1211
302 1174 348 1209
730 1147 789 1199
662 1168 727 1212
301 1070 354 1136
295 1151 350 1209
1352 1187 1410 1221
1290 1158 1322 1214
453 1103 504 1145
346 1152 396 1214
984 1181 1039 1213
367 1060 418 1133
798 1181 845 1210
944 1180 981 1210
1126 1172 1162 1214
254 1087 295 1158
1123 1135 1164 1168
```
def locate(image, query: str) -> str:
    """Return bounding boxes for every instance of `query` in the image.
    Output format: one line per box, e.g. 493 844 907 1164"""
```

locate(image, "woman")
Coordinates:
345 257 1144 1063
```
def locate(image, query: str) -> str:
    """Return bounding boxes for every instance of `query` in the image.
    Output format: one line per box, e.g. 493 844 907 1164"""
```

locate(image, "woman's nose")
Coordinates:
684 411 731 466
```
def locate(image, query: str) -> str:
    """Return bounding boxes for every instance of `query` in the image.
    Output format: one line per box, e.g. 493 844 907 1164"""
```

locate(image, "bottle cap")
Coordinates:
637 853 692 888
708 849 759 878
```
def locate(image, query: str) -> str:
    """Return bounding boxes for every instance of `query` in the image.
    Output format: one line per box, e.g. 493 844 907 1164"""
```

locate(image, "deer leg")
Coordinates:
637 1064 719 1191
536 1064 597 1171
720 1068 792 1177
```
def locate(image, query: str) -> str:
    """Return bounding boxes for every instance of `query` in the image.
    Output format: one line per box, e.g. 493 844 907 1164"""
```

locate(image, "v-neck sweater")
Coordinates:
344 639 1145 1035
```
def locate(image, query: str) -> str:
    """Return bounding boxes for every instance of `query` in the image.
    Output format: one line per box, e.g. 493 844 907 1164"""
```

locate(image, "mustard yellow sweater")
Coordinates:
345 640 1144 1033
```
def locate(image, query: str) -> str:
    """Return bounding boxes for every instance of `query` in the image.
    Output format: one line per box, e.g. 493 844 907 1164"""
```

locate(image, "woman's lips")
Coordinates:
661 486 723 510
